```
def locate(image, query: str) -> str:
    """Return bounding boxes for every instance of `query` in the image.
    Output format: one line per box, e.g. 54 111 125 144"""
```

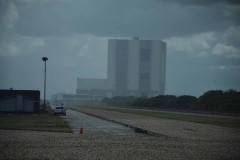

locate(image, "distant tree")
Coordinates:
102 97 110 105
175 95 197 109
101 89 240 113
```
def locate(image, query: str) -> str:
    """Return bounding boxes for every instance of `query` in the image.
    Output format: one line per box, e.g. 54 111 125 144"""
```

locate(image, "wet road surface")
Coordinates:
51 105 134 134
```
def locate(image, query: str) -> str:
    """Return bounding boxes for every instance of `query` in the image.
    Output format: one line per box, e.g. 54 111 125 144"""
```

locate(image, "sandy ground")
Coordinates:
0 129 239 160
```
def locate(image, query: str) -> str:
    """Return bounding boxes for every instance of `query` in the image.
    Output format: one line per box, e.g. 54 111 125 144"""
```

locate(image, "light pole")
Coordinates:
42 57 48 109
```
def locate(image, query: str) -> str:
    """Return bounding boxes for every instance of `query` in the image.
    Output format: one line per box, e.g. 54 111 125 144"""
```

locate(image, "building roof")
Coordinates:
0 90 40 101
0 95 35 100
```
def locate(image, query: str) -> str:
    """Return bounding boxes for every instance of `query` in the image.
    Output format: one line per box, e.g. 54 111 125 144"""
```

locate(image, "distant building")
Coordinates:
50 93 95 105
50 92 107 105
76 78 107 97
76 37 166 98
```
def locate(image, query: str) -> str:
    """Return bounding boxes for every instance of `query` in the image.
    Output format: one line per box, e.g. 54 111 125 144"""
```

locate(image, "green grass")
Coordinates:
0 114 72 133
78 106 240 129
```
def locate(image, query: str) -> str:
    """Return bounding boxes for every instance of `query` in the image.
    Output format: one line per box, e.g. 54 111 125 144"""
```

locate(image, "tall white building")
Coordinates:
106 37 166 97
76 37 166 98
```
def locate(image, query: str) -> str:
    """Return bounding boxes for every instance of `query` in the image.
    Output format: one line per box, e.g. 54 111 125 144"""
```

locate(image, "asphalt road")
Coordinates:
51 105 134 135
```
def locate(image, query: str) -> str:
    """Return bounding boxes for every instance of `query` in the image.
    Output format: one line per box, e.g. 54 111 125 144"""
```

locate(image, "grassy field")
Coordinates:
0 114 72 133
79 106 240 129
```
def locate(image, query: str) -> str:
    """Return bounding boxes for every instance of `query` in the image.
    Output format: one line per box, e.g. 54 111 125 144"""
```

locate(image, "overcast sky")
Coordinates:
0 0 240 98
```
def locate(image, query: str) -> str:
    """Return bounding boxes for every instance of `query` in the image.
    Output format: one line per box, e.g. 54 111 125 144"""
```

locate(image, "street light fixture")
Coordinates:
42 57 48 109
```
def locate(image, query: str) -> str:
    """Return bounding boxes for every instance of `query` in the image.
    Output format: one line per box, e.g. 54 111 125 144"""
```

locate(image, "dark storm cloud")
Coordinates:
12 0 229 39
159 0 240 26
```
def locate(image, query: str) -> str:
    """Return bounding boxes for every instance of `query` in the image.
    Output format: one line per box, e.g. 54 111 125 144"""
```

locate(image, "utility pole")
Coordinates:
42 57 48 110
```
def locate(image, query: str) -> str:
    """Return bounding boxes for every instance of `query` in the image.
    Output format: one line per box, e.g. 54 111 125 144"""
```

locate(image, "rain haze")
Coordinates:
1 1 240 159
1 0 240 99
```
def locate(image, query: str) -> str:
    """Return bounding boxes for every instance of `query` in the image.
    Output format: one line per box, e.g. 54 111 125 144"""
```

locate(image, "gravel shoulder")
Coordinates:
70 107 240 141
1 129 240 160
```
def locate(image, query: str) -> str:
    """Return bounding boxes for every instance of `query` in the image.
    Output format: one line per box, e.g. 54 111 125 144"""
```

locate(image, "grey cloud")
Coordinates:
164 32 216 57
0 33 45 57
212 43 240 58
223 25 240 47
223 5 240 26
211 25 240 59
0 0 19 30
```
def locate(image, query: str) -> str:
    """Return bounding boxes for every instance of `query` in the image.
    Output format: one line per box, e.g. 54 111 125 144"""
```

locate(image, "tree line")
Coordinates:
101 89 240 113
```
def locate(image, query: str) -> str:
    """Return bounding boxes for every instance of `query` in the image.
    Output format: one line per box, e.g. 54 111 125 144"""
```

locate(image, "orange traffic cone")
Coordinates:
80 124 83 134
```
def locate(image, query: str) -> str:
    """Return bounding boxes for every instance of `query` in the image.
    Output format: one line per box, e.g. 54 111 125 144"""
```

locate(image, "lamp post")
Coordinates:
42 57 48 109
